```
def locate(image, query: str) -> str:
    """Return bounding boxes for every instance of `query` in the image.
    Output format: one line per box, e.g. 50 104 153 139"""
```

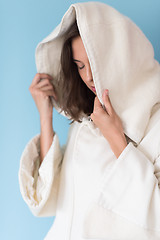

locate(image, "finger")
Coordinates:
36 78 52 88
37 81 57 99
39 85 54 91
93 96 103 112
102 89 113 115
42 90 57 100
90 113 94 121
31 73 53 86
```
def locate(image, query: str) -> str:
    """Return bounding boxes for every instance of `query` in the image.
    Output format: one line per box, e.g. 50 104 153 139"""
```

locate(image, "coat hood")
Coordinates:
35 1 160 144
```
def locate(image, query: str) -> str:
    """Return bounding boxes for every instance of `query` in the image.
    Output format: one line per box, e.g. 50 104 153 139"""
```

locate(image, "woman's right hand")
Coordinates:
29 73 57 121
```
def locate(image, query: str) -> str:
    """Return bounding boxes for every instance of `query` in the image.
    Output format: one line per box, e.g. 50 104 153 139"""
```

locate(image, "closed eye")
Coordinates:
79 65 85 70
73 59 85 70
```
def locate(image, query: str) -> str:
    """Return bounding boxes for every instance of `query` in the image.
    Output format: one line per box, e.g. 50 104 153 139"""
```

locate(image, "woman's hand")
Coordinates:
90 89 127 158
29 73 58 164
29 73 57 121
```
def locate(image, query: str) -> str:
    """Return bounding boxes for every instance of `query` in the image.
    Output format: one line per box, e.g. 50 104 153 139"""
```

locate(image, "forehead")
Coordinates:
71 36 88 60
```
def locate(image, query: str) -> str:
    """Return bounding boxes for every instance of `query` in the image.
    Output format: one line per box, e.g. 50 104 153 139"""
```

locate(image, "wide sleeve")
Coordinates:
18 132 64 217
82 123 160 239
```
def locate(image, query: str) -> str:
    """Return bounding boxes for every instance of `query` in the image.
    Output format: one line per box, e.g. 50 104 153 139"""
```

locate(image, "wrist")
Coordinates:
40 116 54 136
107 132 128 159
40 115 53 126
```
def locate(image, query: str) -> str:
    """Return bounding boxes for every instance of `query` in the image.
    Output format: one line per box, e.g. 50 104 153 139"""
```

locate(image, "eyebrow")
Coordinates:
73 59 82 63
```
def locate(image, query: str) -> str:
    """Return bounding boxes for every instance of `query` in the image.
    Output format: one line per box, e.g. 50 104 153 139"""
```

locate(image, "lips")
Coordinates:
91 86 96 93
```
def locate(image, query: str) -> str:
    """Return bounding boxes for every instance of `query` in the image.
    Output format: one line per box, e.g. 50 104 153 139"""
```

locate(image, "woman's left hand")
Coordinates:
90 89 128 159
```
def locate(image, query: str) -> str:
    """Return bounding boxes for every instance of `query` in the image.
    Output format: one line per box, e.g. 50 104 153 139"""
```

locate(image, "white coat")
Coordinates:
18 2 160 240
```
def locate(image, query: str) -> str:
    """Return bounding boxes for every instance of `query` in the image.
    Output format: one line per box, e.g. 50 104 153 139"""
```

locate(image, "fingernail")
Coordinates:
105 89 109 95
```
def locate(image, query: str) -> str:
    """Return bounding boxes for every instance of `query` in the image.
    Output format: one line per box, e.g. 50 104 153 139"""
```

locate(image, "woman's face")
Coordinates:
71 36 96 95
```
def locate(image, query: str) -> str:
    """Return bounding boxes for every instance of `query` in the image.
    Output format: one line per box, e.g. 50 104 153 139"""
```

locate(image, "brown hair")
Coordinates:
55 21 137 146
57 21 95 124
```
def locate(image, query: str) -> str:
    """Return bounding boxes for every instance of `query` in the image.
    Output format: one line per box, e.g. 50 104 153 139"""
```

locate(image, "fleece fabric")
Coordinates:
18 2 160 240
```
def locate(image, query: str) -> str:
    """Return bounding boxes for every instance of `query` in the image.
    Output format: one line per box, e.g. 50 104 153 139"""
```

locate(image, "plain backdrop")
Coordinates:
1 0 160 239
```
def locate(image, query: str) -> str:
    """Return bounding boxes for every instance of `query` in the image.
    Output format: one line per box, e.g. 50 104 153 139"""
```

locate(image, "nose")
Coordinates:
86 63 93 82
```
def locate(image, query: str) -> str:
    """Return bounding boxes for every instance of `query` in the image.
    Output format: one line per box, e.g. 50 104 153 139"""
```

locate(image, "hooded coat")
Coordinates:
18 2 160 240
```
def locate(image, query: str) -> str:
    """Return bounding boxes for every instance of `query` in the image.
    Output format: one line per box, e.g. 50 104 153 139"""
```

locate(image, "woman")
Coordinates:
19 2 160 240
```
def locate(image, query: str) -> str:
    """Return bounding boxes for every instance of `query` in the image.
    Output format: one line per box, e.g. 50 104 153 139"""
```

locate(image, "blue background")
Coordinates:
1 0 160 239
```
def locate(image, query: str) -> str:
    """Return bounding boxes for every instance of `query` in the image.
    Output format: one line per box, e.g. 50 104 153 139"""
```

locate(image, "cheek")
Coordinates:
78 70 82 78
78 71 86 83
